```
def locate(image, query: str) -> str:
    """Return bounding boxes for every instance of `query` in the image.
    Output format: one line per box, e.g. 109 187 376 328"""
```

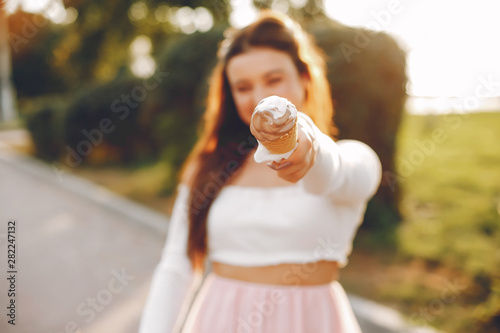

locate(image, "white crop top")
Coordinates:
139 119 382 333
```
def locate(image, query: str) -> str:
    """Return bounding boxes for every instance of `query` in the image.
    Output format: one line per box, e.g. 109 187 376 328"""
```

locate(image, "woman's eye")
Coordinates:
236 86 251 93
236 87 250 93
268 77 282 85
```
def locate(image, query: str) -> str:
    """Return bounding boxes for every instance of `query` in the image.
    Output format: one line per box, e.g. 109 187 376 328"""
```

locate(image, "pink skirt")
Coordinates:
180 272 362 333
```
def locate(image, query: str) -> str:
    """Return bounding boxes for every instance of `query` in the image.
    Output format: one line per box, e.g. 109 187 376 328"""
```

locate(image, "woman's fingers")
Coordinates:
267 161 291 170
265 115 318 183
265 125 316 182
277 158 309 180
274 140 314 182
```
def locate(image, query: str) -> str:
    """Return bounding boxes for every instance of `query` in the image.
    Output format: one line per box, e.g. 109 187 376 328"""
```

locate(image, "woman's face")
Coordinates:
226 47 309 126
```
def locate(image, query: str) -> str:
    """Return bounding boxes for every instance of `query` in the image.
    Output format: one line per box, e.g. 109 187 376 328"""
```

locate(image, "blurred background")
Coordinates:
0 0 499 332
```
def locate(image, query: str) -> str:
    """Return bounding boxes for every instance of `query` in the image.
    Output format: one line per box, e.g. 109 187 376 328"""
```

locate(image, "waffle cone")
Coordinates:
261 122 298 154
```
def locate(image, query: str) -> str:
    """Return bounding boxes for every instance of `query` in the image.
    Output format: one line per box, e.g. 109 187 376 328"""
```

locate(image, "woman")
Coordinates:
139 10 381 333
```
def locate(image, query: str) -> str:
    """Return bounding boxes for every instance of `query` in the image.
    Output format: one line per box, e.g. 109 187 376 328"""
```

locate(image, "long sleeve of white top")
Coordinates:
298 113 382 203
138 184 199 333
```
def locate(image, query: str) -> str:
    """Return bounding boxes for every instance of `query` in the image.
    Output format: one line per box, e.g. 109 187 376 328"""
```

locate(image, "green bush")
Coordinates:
145 27 226 193
311 21 407 233
22 97 68 161
62 78 155 165
22 76 160 168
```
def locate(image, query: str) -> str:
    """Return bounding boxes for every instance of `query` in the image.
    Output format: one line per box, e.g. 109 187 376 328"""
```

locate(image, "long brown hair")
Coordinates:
180 10 337 272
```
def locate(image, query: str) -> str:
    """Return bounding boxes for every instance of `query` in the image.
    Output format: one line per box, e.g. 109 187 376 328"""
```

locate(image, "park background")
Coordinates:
1 0 499 332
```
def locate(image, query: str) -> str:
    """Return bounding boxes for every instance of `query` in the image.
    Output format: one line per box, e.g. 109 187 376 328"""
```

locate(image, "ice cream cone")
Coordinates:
251 95 299 162
260 122 298 155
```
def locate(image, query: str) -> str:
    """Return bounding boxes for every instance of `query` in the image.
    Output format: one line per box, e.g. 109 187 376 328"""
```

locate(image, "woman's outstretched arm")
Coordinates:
274 113 382 203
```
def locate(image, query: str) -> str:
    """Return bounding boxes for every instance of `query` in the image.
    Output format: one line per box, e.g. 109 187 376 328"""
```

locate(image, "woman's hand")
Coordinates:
267 123 317 183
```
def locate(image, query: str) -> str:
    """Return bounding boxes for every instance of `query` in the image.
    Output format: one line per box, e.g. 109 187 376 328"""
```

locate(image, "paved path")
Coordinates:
0 131 436 333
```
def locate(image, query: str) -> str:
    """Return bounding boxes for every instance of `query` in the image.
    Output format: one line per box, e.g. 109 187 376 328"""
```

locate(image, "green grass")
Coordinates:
394 111 500 332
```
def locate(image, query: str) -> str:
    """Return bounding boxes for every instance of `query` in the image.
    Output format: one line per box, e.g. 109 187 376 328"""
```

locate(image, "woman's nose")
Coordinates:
252 87 270 108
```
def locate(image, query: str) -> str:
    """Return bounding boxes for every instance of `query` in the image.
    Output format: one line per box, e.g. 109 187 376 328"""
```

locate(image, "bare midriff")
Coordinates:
211 260 339 286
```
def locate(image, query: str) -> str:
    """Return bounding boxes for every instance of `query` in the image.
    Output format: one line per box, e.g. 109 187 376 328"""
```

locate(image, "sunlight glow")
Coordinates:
168 6 214 34
129 36 156 78
6 0 68 23
131 55 156 79
154 4 170 23
230 0 258 29
324 0 500 98
6 0 79 25
61 7 78 25
128 2 148 21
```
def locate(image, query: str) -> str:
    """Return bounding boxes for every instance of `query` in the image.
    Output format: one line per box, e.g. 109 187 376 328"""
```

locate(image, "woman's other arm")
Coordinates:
138 184 200 333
